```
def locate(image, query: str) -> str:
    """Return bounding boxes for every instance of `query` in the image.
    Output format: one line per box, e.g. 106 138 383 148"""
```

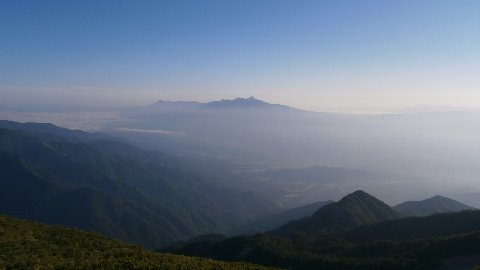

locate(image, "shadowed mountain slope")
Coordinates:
0 122 274 248
239 200 332 233
169 205 480 270
393 195 476 217
275 190 400 234
344 209 480 243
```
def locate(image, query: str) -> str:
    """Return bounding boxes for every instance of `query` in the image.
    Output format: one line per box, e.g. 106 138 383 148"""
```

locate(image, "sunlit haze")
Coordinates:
1 0 480 112
3 2 480 268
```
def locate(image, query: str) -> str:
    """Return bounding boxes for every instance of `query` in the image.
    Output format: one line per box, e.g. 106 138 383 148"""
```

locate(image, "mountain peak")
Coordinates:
394 195 476 217
345 190 370 198
338 190 379 205
275 190 399 234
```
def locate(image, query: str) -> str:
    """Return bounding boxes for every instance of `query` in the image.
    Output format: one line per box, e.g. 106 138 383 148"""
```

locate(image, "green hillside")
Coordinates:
275 190 399 233
0 214 277 270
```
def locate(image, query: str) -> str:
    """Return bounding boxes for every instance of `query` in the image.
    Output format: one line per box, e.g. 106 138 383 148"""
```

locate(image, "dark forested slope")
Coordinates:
0 121 274 247
170 208 480 270
275 190 399 234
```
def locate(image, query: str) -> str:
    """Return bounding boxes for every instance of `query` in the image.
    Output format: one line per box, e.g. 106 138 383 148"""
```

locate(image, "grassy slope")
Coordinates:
0 215 277 270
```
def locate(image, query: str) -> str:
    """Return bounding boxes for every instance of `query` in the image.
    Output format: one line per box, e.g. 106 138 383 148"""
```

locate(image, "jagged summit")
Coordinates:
149 97 292 110
207 96 271 108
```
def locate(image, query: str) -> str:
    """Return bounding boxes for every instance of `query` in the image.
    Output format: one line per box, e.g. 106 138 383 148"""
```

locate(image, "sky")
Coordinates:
1 0 480 112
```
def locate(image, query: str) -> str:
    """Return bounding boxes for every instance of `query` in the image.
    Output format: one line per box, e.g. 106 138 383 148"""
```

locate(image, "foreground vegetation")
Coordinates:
0 215 277 270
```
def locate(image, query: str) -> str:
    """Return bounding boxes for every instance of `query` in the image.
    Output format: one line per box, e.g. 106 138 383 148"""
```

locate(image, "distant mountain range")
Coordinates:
0 120 274 248
393 195 476 217
150 97 294 111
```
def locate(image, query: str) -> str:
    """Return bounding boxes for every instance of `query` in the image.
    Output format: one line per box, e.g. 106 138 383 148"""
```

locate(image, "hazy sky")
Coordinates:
1 0 480 112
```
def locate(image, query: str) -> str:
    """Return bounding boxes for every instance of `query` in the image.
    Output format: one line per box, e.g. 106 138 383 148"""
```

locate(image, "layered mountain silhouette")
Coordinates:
169 191 480 270
275 190 400 233
344 209 480 242
393 195 475 217
0 121 274 248
170 209 480 270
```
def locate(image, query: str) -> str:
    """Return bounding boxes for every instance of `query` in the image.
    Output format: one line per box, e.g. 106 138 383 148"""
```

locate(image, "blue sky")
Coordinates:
1 0 479 111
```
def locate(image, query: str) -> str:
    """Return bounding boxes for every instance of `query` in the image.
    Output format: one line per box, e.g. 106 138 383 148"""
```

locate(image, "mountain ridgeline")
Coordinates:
169 191 480 270
170 211 480 270
275 190 400 234
0 120 274 248
259 191 473 235
393 195 476 217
